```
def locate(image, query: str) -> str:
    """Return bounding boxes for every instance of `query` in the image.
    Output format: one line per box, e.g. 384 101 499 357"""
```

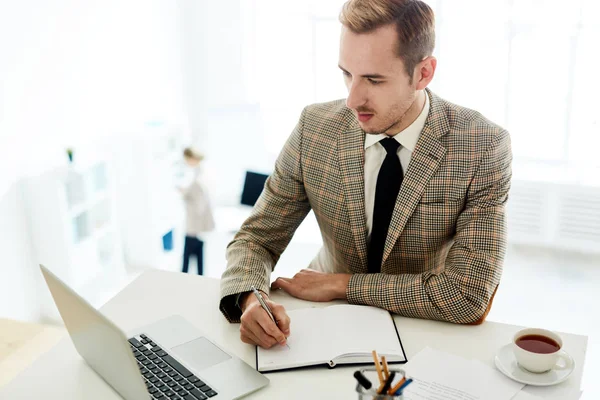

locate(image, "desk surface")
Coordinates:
1 270 589 399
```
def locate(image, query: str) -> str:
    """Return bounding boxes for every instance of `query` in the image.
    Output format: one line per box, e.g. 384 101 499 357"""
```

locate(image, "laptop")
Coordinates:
40 265 269 400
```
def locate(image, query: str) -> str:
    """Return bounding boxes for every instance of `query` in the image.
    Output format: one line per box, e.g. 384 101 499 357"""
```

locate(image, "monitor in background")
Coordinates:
240 171 269 206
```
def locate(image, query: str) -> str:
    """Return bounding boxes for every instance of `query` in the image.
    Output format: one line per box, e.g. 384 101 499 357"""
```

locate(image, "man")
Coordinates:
220 0 512 349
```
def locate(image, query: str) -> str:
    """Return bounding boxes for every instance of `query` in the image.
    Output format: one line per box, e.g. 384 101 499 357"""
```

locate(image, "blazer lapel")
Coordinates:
382 90 449 265
338 116 368 270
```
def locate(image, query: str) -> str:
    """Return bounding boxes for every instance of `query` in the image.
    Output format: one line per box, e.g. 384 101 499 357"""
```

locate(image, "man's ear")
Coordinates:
415 56 436 90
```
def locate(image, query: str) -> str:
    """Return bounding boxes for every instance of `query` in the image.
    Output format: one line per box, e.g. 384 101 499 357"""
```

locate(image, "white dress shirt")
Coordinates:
364 91 430 240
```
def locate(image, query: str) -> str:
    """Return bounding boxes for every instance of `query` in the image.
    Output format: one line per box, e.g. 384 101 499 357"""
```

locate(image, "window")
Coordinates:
242 0 600 178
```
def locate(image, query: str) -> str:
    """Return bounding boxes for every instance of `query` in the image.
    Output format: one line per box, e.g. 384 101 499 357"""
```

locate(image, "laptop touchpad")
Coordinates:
171 337 231 371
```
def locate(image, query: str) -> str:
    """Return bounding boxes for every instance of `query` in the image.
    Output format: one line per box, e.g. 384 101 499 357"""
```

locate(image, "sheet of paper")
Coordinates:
470 360 525 400
402 378 479 400
400 347 524 400
512 389 583 400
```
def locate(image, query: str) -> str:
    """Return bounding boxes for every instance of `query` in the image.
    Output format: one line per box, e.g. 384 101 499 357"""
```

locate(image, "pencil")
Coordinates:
371 350 384 385
381 356 390 380
388 376 406 395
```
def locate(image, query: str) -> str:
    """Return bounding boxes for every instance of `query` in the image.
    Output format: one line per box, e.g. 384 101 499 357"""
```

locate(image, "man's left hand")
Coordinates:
271 269 351 302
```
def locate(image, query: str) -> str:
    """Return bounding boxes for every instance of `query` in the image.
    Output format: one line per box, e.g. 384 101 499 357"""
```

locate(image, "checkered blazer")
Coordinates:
220 89 512 325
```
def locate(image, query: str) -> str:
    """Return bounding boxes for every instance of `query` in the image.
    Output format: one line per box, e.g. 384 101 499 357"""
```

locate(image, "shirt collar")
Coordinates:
364 91 430 151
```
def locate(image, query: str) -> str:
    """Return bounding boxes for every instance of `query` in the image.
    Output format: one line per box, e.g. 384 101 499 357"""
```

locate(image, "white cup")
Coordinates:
512 328 572 373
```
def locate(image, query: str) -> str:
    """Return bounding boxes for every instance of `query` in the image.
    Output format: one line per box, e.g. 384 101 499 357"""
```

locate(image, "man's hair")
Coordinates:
183 147 204 161
339 0 435 82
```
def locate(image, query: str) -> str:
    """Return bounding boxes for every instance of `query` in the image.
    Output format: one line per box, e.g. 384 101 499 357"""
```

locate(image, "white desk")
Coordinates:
1 270 588 399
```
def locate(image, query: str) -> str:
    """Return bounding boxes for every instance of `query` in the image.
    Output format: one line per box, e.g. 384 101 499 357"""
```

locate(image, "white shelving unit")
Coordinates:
22 156 125 319
114 122 188 272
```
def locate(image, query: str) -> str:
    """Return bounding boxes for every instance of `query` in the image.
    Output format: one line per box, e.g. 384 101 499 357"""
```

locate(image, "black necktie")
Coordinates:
368 138 403 273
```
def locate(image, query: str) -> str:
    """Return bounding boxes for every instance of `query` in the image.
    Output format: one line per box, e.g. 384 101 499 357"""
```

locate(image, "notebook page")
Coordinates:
323 304 404 361
257 307 327 370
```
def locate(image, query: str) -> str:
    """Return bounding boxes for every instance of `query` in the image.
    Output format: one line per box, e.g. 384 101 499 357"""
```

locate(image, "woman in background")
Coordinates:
179 147 215 275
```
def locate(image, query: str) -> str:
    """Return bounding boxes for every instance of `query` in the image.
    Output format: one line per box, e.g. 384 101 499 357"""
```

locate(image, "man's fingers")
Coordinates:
239 294 291 347
300 268 320 275
242 328 274 349
275 277 304 299
241 308 274 348
241 304 283 347
240 324 273 349
240 326 257 345
250 318 280 348
271 277 294 293
243 318 278 349
271 277 290 289
270 303 291 336
255 311 287 345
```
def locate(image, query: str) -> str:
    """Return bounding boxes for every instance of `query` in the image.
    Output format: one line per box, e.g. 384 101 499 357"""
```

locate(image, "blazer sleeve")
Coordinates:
219 108 312 322
346 128 512 324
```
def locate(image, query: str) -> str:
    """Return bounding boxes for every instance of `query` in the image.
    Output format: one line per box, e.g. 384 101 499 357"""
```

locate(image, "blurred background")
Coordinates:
0 0 599 395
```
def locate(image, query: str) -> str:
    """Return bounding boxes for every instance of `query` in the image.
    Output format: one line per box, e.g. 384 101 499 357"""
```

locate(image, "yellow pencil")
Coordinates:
371 350 384 385
381 356 390 380
388 377 406 395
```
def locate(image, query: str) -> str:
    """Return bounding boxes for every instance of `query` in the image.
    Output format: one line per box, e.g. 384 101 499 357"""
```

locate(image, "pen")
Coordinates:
250 286 290 348
378 371 395 394
395 378 413 395
353 371 372 390
250 286 275 320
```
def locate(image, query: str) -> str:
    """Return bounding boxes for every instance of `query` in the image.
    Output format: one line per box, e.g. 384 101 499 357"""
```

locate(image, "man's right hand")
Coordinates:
239 291 290 349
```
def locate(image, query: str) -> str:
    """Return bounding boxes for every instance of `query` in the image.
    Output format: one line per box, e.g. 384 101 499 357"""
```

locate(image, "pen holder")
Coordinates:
355 368 406 400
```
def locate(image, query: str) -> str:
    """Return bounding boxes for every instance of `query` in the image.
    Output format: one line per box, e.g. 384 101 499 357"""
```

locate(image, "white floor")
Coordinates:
57 239 600 398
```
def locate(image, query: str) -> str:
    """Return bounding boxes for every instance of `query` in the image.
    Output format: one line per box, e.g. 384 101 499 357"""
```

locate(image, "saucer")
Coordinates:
494 343 575 386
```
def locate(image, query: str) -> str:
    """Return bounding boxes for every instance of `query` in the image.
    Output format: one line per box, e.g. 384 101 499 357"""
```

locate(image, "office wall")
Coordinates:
179 0 276 206
0 184 39 321
0 0 187 320
0 0 187 196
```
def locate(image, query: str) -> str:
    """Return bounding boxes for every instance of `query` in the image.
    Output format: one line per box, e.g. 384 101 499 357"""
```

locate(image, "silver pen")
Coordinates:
250 286 290 348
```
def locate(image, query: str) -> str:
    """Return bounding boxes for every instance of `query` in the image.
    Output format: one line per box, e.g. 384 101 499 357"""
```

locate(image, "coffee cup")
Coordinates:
512 328 573 373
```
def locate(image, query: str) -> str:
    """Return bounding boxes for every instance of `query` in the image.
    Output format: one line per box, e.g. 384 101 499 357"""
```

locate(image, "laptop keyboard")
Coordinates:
128 333 218 400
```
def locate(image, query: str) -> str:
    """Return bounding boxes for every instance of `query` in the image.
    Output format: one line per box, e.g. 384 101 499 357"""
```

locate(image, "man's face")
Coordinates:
339 24 418 135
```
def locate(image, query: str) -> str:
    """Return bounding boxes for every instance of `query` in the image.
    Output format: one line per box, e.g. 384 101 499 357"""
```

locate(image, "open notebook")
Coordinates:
256 304 407 372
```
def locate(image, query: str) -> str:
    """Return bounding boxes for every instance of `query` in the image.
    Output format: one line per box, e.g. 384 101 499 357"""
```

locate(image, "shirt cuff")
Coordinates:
235 292 248 311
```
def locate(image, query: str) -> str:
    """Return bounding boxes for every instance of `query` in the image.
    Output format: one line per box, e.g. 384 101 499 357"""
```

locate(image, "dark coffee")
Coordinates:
516 334 560 354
